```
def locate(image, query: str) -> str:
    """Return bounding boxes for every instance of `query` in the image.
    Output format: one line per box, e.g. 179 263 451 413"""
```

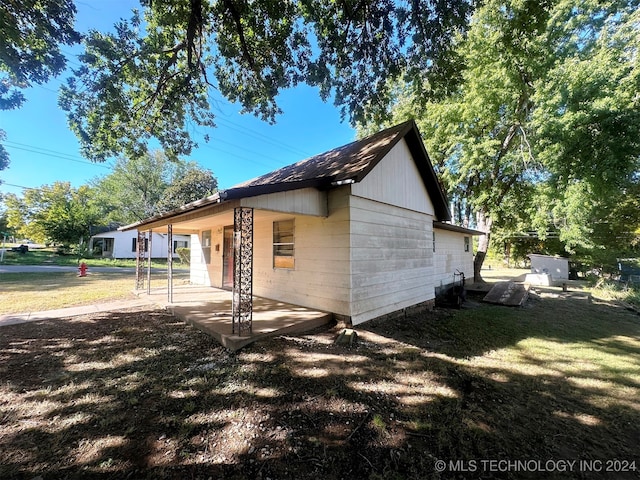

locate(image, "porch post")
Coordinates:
146 229 153 295
167 224 173 304
135 230 146 290
232 207 253 335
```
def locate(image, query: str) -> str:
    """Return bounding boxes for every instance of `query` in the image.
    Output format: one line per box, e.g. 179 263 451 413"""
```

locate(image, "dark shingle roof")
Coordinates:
233 121 414 188
223 120 450 220
121 120 450 231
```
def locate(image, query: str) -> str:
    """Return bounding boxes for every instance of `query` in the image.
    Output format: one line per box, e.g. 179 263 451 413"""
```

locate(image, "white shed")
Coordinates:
528 254 569 281
89 230 190 259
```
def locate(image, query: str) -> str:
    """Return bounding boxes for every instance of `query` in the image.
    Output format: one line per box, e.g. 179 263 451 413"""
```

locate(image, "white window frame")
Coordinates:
273 219 295 269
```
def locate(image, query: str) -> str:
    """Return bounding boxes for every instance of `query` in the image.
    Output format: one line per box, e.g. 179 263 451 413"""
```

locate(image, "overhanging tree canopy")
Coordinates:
0 0 81 171
58 0 473 162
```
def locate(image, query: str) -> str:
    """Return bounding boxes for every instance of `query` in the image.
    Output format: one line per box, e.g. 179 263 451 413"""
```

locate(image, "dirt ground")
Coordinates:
1 290 639 479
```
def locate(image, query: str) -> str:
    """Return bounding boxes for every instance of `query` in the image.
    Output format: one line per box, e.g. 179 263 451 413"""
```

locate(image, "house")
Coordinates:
89 229 190 259
122 120 482 326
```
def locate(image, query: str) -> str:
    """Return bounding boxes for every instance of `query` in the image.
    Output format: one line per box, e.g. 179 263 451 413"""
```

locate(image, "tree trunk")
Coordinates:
473 209 493 282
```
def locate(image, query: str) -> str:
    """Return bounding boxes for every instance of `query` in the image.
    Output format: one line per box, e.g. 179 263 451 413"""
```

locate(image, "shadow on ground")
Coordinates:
0 291 639 479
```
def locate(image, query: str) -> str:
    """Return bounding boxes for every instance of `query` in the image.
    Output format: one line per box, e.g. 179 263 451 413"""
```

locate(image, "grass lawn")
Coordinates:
1 287 638 479
0 271 189 314
0 247 177 269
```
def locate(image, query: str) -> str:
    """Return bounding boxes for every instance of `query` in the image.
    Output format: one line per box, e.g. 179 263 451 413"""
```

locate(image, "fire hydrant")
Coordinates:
78 262 88 277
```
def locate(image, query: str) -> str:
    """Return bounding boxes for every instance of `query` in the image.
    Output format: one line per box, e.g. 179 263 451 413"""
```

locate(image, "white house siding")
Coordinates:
433 228 474 295
349 195 434 325
350 138 435 215
241 188 328 216
189 233 211 285
186 188 351 316
251 187 351 316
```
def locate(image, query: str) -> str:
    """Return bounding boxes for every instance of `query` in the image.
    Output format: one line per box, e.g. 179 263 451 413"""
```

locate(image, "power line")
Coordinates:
199 142 277 171
0 182 37 191
211 134 291 166
34 83 59 94
205 93 317 158
2 142 112 169
214 116 314 158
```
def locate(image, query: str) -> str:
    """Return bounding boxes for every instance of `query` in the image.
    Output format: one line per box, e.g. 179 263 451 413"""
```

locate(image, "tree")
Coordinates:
0 194 14 239
0 131 9 173
58 0 473 162
156 167 218 212
530 2 640 257
359 0 640 278
0 0 81 170
92 151 175 224
4 182 101 245
3 193 42 242
92 151 218 224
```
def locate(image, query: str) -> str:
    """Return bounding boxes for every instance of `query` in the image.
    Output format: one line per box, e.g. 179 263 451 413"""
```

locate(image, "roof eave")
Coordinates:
433 221 485 236
223 178 330 200
403 123 451 221
119 192 223 231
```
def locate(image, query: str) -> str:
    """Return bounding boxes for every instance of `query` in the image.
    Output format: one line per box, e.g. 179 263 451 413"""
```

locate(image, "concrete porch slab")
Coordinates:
140 285 333 351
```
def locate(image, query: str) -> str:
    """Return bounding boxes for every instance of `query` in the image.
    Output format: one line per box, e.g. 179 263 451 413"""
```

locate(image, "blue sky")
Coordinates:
0 0 356 198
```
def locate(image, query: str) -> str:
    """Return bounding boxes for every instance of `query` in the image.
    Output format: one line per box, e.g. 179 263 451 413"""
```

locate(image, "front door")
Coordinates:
222 226 234 289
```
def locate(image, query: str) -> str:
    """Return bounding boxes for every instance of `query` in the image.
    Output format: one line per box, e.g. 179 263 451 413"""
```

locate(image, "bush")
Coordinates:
176 247 190 264
592 279 640 308
56 245 71 255
73 241 93 259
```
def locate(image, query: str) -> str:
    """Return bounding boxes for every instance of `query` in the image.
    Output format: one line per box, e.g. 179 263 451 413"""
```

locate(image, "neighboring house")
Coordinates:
89 229 190 259
122 120 482 325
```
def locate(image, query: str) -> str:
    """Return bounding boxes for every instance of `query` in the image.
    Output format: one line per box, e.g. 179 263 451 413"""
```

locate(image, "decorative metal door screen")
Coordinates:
232 207 254 334
135 230 146 290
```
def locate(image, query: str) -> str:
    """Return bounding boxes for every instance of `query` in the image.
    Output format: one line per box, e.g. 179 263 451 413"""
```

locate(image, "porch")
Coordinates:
140 285 333 351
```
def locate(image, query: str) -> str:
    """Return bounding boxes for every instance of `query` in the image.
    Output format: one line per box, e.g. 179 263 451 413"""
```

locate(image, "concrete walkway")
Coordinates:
0 298 157 327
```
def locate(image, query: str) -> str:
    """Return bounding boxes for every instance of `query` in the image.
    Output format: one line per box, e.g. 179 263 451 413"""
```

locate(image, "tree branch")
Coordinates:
222 0 259 73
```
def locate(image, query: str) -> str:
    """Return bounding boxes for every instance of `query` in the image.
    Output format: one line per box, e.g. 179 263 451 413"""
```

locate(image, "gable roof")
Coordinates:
223 120 450 219
121 120 450 231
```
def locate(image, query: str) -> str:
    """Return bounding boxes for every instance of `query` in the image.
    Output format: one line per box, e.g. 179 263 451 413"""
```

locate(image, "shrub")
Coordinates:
176 247 190 264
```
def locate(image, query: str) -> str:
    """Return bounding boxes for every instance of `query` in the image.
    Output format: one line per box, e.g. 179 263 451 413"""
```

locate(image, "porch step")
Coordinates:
168 300 333 351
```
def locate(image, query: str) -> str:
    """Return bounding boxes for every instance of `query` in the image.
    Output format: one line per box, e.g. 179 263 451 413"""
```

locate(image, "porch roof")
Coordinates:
121 120 451 232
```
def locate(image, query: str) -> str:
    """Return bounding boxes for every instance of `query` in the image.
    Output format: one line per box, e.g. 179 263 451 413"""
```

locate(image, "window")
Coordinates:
432 232 436 252
201 230 212 264
464 236 470 252
273 219 295 269
173 240 188 253
131 237 148 252
92 238 114 256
